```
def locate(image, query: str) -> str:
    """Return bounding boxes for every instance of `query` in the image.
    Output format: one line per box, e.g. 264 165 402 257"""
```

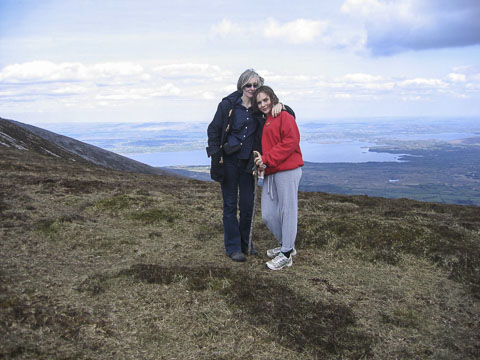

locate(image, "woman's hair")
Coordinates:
237 69 264 91
252 85 279 113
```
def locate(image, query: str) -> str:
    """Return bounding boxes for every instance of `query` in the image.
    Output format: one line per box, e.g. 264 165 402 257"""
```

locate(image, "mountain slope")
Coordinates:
0 117 166 175
1 137 479 358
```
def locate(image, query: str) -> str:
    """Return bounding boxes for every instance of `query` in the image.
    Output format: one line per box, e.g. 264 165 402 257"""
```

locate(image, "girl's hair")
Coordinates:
252 85 279 113
237 69 264 91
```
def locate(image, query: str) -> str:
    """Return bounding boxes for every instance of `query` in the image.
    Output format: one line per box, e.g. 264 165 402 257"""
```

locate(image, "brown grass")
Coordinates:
1 146 479 359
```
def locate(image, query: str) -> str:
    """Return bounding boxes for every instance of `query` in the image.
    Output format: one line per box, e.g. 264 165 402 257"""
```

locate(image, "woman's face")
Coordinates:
242 76 259 99
256 91 272 116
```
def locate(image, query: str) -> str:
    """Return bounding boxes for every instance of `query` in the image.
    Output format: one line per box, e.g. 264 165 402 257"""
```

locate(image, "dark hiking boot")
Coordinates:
230 252 246 262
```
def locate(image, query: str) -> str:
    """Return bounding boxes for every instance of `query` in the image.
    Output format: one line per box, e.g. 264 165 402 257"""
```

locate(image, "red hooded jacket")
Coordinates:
261 111 304 176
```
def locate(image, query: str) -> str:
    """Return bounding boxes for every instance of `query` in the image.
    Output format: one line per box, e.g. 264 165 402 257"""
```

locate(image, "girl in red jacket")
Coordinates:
207 70 288 262
253 86 303 270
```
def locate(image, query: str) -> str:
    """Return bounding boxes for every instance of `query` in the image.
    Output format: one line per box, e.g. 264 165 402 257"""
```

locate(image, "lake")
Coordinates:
36 118 480 168
124 140 405 167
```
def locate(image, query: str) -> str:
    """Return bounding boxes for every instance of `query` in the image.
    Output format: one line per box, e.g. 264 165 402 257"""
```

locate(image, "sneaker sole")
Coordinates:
266 259 293 270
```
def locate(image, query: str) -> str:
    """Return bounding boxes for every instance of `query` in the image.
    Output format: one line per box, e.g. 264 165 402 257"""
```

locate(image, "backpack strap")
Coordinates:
219 108 234 165
225 108 233 134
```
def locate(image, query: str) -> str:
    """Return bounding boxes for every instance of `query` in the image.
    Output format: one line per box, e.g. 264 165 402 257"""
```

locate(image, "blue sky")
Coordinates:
1 0 480 124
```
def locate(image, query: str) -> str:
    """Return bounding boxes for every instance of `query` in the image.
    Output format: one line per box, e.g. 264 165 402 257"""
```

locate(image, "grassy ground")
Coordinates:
1 146 479 359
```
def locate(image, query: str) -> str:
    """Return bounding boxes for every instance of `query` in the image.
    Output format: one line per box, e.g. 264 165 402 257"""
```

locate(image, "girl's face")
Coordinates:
256 91 272 116
242 76 259 99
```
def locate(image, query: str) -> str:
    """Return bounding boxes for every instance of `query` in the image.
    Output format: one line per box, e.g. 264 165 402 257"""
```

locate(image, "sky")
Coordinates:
1 0 480 125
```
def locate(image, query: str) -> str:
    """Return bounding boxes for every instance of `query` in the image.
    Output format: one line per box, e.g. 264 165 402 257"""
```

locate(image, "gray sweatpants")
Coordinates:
261 167 302 253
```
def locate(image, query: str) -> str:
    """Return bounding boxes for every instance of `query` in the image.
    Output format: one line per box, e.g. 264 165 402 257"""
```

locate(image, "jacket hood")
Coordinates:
222 91 242 107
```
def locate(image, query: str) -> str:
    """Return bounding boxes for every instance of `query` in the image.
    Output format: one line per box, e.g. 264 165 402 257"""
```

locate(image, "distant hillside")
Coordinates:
1 134 479 359
0 117 168 175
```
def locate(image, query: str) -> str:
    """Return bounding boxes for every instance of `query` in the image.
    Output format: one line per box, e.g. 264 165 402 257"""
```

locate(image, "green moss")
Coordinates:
129 208 179 224
94 194 136 212
35 218 59 237
381 307 422 329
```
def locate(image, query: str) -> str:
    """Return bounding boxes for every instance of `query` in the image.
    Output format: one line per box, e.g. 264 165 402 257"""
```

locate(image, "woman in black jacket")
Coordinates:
206 69 293 262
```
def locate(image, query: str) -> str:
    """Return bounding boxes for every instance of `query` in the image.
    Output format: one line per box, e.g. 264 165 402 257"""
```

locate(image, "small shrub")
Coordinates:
77 273 114 295
94 194 134 212
381 307 421 329
35 219 58 237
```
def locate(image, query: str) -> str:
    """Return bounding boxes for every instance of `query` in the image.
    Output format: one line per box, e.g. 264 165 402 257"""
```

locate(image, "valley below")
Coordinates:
166 138 480 206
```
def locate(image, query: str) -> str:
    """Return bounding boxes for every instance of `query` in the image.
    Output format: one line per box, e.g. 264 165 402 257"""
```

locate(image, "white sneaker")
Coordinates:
266 253 293 270
266 247 297 259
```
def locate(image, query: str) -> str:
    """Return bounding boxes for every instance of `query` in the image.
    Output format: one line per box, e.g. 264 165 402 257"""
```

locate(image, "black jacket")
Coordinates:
206 91 295 183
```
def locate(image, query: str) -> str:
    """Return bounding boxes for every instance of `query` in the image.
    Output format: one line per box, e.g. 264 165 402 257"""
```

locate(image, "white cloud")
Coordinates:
150 84 182 97
51 85 89 95
1 61 478 118
202 91 216 100
95 83 181 101
448 73 467 82
210 19 242 39
342 73 383 82
209 18 328 45
327 73 394 95
398 78 448 88
91 62 144 78
263 18 328 44
0 61 146 83
153 63 231 80
0 61 82 82
451 65 480 83
341 0 391 17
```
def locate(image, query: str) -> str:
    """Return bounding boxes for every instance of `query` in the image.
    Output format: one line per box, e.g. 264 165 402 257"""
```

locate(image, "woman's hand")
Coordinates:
272 103 284 117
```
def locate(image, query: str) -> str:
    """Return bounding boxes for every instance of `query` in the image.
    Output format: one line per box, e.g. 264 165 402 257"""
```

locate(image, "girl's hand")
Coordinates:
253 168 264 177
272 103 284 117
253 151 263 166
253 152 264 168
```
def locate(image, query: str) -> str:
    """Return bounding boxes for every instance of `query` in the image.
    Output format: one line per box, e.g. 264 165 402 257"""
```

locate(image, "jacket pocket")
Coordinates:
209 147 224 183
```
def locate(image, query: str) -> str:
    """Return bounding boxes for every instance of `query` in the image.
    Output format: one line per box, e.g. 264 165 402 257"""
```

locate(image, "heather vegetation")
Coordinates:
1 145 479 359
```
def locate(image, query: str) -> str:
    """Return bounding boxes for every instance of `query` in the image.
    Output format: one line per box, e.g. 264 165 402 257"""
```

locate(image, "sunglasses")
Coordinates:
244 83 258 89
